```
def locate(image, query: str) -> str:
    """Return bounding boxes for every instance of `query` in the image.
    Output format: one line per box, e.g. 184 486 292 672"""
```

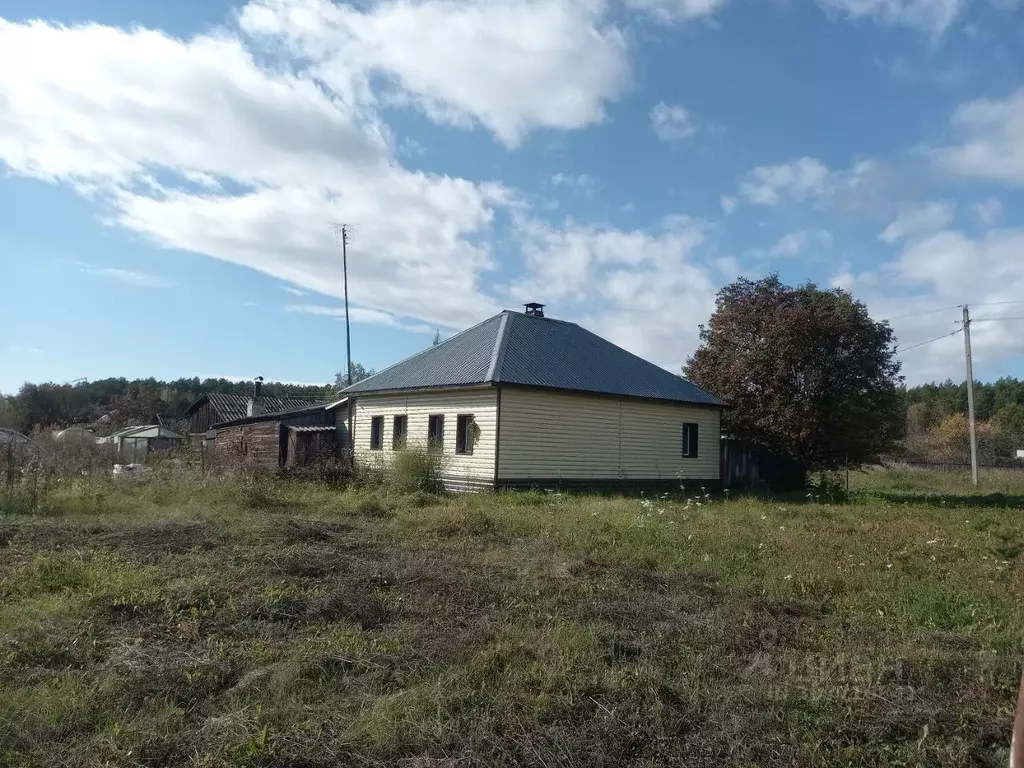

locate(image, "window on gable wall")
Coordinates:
393 415 408 450
370 416 384 450
456 414 475 455
681 423 699 458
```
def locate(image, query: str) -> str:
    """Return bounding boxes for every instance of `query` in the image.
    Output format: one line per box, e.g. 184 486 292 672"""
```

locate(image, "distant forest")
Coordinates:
0 377 334 436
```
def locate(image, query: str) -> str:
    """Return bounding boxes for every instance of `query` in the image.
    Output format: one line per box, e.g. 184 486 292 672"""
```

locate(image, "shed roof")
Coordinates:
343 311 724 406
184 393 326 423
211 398 345 429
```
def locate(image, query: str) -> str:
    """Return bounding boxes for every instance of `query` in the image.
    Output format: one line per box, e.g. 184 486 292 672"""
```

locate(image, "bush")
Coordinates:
386 446 446 494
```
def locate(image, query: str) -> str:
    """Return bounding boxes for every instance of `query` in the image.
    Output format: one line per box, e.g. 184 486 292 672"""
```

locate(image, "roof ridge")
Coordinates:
504 309 579 327
485 312 510 382
342 311 504 393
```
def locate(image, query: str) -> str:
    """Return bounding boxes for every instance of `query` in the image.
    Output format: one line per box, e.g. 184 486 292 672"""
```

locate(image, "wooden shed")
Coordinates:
213 400 347 469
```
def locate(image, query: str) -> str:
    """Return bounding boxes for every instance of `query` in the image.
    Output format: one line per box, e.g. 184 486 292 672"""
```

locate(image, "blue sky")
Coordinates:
2 0 1023 392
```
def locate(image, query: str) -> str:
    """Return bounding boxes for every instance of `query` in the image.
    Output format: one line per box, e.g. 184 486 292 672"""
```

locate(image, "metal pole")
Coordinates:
1012 667 1024 768
963 305 979 486
342 226 353 388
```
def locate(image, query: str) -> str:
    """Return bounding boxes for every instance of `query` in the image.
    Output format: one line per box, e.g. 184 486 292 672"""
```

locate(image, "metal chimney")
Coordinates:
524 302 546 318
247 376 266 417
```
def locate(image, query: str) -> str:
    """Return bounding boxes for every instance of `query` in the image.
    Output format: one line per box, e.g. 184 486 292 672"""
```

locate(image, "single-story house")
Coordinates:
184 384 326 441
340 304 725 492
97 424 184 464
213 399 348 469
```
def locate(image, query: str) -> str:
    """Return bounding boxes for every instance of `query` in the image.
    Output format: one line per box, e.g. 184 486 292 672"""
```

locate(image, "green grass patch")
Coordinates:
0 467 1021 766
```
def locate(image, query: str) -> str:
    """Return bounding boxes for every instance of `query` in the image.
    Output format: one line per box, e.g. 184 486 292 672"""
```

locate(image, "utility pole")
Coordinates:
963 305 979 486
330 223 354 387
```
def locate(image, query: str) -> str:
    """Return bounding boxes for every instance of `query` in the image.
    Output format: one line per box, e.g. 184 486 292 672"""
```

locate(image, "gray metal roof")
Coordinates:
344 311 724 406
186 393 326 423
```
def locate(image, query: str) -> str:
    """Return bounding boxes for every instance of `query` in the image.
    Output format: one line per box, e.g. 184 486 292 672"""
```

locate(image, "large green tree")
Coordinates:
685 275 904 476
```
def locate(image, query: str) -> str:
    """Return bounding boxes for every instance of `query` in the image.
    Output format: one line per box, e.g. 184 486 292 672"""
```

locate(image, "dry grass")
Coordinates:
1 469 1023 766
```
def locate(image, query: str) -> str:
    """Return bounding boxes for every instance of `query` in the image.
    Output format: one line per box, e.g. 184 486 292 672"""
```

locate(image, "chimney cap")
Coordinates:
524 302 546 317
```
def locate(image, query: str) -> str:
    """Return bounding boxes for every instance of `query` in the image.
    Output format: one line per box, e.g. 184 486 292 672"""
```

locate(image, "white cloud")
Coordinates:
239 0 630 147
720 195 738 215
816 0 965 34
285 304 436 334
551 173 598 196
739 157 831 205
767 229 833 257
508 215 717 370
281 286 308 297
934 88 1024 185
737 156 886 209
650 102 697 142
973 197 1002 226
879 201 955 243
833 227 1024 383
0 13 517 331
624 0 728 23
79 264 175 288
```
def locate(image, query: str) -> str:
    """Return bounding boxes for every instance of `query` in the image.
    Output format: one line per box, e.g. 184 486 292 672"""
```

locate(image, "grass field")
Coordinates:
2 467 1024 767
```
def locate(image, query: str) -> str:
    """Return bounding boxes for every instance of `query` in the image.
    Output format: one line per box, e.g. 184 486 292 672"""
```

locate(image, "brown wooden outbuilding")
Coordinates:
213 399 347 469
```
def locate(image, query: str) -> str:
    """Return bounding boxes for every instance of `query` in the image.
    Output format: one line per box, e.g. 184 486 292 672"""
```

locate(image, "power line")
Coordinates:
883 304 962 322
971 316 1024 323
882 300 1024 323
894 328 962 354
971 300 1024 308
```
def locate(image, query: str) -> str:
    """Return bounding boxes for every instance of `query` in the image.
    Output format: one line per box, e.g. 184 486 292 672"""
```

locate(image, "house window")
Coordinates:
456 414 475 455
682 423 699 458
392 415 408 450
370 416 384 451
427 414 445 452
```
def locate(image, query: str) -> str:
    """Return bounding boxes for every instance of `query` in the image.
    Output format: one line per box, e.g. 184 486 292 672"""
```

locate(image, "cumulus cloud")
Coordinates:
934 88 1024 185
239 0 630 147
833 227 1024 383
650 102 697 142
879 201 955 243
0 12 519 331
739 157 832 205
720 195 738 215
508 215 717 370
551 173 598 196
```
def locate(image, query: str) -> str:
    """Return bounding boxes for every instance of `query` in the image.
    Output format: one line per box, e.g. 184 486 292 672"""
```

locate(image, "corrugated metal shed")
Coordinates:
286 425 336 433
185 393 326 423
343 310 724 407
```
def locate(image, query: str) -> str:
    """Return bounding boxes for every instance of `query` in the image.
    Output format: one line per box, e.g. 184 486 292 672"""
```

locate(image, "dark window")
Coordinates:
392 415 408 450
370 416 384 451
456 414 475 455
682 423 699 458
427 414 445 451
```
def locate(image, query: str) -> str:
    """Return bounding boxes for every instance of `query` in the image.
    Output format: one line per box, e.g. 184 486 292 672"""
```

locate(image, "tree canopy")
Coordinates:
0 377 332 435
334 363 375 389
685 275 904 475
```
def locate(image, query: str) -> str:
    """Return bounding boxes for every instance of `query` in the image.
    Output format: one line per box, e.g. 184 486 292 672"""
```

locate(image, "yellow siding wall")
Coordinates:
497 388 720 481
352 389 498 487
